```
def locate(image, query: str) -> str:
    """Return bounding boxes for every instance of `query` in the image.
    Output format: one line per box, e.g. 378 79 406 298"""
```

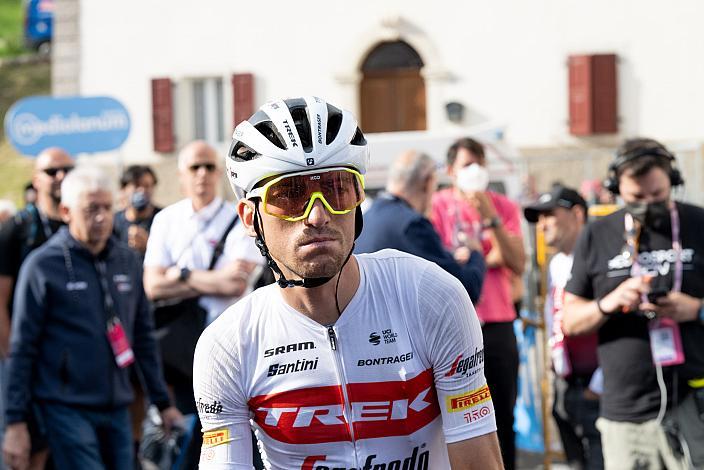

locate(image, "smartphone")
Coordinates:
647 287 669 304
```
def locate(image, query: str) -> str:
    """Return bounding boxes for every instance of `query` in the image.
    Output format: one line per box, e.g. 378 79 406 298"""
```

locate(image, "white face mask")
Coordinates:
456 163 489 192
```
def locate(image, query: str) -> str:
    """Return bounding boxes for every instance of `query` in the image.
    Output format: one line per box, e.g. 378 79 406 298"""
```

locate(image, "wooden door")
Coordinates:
360 69 426 133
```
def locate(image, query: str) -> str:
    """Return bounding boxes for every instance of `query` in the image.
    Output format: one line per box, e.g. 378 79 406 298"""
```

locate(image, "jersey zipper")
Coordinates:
326 325 360 468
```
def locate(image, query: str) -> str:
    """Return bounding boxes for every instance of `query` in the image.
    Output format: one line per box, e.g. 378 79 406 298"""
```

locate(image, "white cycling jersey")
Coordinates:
194 249 496 469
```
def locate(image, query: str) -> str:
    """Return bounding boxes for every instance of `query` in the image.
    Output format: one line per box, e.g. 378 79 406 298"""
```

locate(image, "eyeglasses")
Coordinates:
188 163 217 173
42 166 74 177
248 167 365 222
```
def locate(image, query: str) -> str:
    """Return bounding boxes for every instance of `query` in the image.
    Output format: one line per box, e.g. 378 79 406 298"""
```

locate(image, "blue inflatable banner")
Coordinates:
4 96 130 156
514 315 545 453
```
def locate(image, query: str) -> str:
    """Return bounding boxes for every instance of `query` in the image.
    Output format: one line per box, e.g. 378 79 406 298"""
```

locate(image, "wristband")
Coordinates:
482 216 502 230
595 297 612 316
698 299 704 325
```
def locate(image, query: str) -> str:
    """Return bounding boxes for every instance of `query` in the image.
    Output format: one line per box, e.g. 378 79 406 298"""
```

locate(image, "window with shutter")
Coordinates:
568 54 618 136
151 78 174 152
232 73 254 128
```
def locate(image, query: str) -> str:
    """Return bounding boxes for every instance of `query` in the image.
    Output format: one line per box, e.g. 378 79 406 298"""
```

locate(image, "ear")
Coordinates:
59 203 71 224
237 198 258 237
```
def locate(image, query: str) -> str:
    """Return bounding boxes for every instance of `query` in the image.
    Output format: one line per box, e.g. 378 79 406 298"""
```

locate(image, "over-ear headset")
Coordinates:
603 143 684 195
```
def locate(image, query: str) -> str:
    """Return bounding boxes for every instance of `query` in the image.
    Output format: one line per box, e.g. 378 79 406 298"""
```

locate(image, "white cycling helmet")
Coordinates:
226 96 369 197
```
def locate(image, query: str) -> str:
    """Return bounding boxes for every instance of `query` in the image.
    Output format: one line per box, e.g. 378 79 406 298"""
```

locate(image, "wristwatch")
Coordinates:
178 267 192 282
482 216 502 230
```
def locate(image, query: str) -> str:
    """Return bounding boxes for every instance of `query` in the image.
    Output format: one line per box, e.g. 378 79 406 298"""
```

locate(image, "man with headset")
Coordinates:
563 138 704 469
193 97 502 469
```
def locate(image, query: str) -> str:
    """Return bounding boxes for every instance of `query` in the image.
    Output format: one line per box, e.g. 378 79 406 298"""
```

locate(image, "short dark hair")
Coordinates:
447 137 485 167
119 165 158 188
615 138 673 180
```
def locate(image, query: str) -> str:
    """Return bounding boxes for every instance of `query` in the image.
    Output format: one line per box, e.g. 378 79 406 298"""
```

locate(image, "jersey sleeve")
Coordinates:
143 211 172 268
565 225 594 299
193 321 255 469
416 263 497 443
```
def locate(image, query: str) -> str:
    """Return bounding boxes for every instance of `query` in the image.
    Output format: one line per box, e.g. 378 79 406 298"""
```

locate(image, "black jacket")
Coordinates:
356 193 486 303
6 228 170 424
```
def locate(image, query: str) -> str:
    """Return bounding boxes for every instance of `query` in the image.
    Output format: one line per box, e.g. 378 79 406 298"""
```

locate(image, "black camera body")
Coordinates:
646 287 669 304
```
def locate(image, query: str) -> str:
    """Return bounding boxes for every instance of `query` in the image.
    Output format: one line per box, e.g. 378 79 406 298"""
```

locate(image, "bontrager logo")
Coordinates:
357 352 413 367
264 342 315 357
444 347 484 377
301 445 429 470
268 357 319 377
369 332 381 345
316 114 323 144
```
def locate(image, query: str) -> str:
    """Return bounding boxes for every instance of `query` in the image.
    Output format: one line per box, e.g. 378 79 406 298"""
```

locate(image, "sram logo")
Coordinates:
249 369 440 444
264 341 315 357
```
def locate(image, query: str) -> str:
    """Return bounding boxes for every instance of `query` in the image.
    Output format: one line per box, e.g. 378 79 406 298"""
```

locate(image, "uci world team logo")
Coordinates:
369 332 381 346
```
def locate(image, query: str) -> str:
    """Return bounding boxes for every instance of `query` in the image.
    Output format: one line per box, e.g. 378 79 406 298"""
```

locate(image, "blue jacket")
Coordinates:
6 228 170 424
355 193 486 302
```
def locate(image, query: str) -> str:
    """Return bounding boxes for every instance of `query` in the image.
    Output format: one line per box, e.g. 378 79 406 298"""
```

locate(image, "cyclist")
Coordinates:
193 96 502 469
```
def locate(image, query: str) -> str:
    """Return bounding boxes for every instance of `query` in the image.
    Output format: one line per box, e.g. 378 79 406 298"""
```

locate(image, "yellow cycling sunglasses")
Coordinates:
248 167 365 222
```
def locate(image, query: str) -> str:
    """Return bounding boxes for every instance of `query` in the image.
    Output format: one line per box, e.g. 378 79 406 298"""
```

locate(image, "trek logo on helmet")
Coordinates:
282 119 298 147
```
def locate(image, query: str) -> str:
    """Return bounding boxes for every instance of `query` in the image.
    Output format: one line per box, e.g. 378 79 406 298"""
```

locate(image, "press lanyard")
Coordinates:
625 202 682 293
452 192 479 250
175 200 226 265
36 209 54 239
625 202 685 366
94 260 117 319
95 259 135 368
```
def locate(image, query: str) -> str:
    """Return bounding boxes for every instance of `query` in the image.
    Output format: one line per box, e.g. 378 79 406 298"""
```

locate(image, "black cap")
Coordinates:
523 185 588 223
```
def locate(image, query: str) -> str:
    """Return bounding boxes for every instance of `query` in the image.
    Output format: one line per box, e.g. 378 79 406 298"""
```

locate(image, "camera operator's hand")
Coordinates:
643 292 701 323
599 276 651 314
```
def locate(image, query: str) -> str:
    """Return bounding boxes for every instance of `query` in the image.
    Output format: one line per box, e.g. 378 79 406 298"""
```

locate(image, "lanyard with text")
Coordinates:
36 209 54 239
625 202 685 366
94 260 135 368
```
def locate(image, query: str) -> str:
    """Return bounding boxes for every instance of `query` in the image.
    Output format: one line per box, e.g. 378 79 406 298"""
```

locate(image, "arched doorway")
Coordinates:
360 41 426 132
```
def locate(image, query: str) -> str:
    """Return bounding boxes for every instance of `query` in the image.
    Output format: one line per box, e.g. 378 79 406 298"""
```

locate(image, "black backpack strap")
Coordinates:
208 214 238 270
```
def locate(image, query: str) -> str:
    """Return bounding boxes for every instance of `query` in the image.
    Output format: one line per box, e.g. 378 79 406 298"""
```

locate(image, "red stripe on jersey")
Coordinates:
248 369 440 444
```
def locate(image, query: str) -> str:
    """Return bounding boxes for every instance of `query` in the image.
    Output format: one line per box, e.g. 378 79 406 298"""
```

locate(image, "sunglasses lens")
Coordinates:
190 163 216 172
44 166 73 177
264 170 364 219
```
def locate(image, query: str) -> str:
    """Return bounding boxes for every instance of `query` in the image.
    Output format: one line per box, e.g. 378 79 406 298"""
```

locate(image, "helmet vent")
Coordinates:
290 107 313 153
254 122 286 150
231 142 259 162
350 127 367 146
326 104 343 145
